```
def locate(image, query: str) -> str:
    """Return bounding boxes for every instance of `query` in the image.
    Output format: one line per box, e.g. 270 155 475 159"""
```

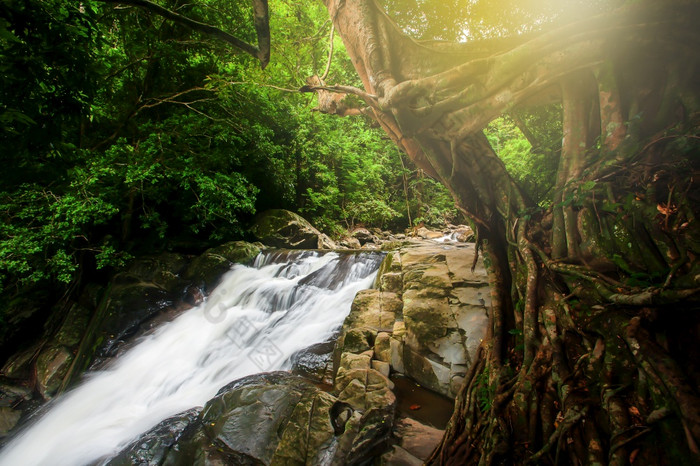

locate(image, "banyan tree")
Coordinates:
102 0 700 463
315 1 700 463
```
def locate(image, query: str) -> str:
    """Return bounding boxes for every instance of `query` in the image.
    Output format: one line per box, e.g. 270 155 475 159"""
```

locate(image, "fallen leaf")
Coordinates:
630 448 640 463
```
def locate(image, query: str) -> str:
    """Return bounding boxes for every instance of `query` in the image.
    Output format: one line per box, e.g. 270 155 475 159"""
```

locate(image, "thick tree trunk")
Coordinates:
320 0 700 464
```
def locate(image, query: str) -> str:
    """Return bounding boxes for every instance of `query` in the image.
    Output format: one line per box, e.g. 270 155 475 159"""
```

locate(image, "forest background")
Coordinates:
0 0 555 315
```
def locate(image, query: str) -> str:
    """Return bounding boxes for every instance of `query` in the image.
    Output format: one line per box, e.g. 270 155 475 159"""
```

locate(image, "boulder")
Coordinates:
453 225 475 242
374 332 392 363
35 345 73 399
106 407 202 466
116 372 394 466
338 236 362 249
93 283 175 358
184 241 262 291
122 252 189 291
53 303 92 349
0 407 21 437
398 244 489 397
251 209 336 249
290 340 335 385
413 227 443 240
1 345 39 380
380 445 423 466
345 242 490 399
350 228 376 245
394 418 444 460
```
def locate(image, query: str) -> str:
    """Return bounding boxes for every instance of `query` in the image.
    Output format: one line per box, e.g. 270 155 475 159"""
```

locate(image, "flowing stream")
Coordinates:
0 250 383 466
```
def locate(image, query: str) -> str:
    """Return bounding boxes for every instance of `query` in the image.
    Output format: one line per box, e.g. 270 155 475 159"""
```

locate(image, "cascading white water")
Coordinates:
0 250 382 466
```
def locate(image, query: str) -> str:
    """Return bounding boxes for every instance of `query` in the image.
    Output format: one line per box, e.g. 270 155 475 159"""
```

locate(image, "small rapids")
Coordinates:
0 250 383 466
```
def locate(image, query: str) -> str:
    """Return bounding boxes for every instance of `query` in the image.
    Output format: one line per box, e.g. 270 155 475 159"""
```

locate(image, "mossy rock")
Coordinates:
250 209 335 249
123 252 189 291
184 241 262 291
341 328 375 353
35 345 73 399
53 303 92 348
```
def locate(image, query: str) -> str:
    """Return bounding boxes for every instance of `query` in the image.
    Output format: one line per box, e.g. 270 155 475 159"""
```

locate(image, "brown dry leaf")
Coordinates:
630 448 640 463
628 406 640 417
657 203 677 215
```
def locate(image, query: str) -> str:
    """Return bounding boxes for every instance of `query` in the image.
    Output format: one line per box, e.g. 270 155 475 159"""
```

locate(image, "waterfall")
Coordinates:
0 250 383 466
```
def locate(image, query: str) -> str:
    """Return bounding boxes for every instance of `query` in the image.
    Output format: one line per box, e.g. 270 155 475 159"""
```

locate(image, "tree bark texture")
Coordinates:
320 0 700 464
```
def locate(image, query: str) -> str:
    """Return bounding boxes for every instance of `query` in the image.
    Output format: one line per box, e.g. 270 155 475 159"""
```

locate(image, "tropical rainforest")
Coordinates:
1 0 699 465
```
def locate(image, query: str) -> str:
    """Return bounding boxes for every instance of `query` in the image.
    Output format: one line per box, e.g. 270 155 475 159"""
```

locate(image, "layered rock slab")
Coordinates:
339 242 489 400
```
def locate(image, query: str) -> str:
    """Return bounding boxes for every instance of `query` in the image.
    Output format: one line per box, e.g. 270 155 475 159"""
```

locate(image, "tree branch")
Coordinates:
101 0 271 68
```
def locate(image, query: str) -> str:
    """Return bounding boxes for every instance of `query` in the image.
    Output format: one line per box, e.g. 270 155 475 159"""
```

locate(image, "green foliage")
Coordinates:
475 365 496 413
0 0 457 297
408 175 459 227
0 182 125 291
485 110 561 206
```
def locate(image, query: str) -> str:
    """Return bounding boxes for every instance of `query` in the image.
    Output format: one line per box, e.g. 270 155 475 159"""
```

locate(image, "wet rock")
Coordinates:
334 367 396 462
394 417 444 460
1 345 39 380
184 241 262 291
35 345 73 399
148 372 388 466
179 373 322 464
337 352 373 376
251 209 336 249
0 384 32 408
95 284 174 358
106 407 201 466
375 250 401 277
380 445 423 466
453 225 475 242
378 272 403 293
290 340 335 385
343 290 402 332
341 242 489 400
0 407 21 437
339 328 375 353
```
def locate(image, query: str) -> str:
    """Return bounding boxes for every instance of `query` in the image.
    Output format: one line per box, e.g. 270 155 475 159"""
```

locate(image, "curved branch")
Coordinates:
320 24 335 81
101 0 271 68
